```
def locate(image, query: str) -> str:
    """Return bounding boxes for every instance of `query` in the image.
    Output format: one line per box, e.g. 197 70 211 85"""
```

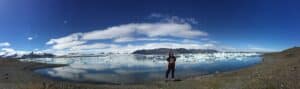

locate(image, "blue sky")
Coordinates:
0 0 299 55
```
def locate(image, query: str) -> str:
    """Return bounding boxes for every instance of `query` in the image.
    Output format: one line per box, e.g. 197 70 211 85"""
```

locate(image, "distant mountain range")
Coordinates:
132 48 218 55
21 52 55 58
0 52 55 59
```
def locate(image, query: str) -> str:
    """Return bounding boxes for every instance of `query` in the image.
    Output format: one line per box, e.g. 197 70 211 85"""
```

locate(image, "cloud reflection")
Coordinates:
32 53 261 84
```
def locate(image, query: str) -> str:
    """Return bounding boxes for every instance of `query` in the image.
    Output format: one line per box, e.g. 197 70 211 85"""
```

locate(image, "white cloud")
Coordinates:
46 33 85 50
114 37 177 43
137 38 178 42
27 37 33 40
0 42 10 47
1 48 15 53
46 22 208 52
201 38 210 41
149 13 164 18
246 45 275 52
82 23 207 40
114 37 135 43
208 40 218 44
44 15 215 54
149 13 199 24
182 39 201 43
82 25 134 40
137 23 206 37
46 33 82 45
164 16 199 24
52 41 86 50
214 45 276 52
70 43 118 50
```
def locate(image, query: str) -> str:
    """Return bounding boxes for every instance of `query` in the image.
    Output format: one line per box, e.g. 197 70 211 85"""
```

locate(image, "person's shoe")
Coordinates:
171 78 175 81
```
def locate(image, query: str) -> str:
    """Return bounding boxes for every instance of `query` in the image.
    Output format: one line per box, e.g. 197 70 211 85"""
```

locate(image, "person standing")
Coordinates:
165 50 176 80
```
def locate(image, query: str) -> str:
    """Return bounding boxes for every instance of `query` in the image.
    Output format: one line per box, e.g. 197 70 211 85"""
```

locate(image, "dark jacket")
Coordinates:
167 56 176 64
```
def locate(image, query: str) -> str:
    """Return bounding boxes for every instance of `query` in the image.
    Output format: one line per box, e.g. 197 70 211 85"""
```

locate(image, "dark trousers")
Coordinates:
165 63 175 79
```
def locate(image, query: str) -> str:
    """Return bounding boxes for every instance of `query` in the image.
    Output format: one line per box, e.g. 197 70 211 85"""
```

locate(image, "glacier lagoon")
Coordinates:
19 53 261 84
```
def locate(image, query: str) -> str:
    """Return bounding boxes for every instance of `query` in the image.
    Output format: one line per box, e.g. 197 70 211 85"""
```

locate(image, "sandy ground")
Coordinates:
0 47 299 89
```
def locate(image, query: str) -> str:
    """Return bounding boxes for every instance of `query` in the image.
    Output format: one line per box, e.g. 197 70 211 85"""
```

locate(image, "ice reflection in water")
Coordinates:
20 53 261 84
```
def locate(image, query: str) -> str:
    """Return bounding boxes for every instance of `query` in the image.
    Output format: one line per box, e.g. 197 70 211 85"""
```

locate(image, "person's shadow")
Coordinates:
165 79 182 82
173 79 182 81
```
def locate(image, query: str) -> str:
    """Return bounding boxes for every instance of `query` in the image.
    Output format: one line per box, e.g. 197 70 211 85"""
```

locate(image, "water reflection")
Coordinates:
21 53 261 84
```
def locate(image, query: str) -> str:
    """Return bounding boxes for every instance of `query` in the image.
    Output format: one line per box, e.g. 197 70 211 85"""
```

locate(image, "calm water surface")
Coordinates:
20 54 261 84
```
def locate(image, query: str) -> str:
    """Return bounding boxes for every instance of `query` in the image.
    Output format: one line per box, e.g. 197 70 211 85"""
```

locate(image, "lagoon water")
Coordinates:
20 53 261 84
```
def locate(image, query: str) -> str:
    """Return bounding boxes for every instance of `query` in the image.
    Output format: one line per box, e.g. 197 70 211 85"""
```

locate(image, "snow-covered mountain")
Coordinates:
0 51 54 59
0 48 26 58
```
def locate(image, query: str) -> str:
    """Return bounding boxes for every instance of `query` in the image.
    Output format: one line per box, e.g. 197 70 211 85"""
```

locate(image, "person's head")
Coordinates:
168 50 174 57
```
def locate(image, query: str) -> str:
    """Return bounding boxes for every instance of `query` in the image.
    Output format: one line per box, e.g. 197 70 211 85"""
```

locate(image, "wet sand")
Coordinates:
0 47 299 89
